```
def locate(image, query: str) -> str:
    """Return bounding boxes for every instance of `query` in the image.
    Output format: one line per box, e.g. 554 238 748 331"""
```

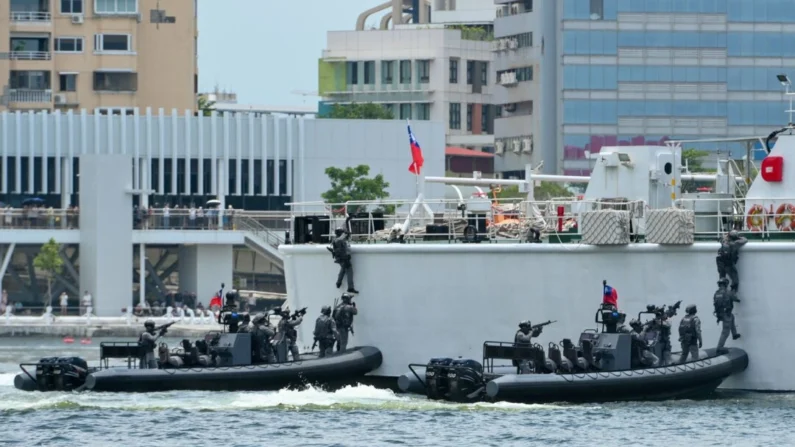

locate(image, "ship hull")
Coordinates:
281 241 788 391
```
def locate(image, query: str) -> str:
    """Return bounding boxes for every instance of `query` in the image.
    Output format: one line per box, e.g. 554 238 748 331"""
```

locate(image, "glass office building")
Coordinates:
558 0 793 175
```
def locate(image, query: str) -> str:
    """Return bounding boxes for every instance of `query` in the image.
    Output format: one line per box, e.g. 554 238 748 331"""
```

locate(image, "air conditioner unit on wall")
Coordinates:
508 39 518 49
504 103 516 113
511 4 520 14
495 141 505 154
522 137 532 153
511 140 521 153
71 14 83 24
54 94 66 104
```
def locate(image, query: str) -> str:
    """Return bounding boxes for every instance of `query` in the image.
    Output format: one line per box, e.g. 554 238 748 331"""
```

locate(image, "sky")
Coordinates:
197 0 386 107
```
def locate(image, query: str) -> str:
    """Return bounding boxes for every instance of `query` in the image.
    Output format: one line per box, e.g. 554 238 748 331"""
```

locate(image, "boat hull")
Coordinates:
15 346 382 393
281 242 782 390
486 348 748 403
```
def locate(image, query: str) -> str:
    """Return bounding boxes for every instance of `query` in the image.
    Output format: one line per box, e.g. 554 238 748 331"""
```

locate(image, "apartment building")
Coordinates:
493 0 795 176
0 0 197 114
319 0 497 151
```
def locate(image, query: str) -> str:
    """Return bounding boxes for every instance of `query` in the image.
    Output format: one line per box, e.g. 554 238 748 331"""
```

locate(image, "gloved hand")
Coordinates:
159 329 168 336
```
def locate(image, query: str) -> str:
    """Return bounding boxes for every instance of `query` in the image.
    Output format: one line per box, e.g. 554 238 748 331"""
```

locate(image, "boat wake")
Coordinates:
0 373 591 412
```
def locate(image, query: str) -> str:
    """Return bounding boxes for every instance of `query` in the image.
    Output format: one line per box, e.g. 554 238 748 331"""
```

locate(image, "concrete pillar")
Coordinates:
217 158 226 226
178 245 233 306
140 158 149 208
138 243 146 306
79 154 133 316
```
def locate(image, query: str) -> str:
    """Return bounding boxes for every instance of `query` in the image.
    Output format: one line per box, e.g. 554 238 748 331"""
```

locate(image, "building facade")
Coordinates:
319 0 497 152
0 0 197 114
493 0 795 176
0 109 445 210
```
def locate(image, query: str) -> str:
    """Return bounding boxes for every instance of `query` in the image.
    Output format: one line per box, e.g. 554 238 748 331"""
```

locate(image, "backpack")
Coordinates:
678 316 695 339
713 290 728 315
334 305 353 327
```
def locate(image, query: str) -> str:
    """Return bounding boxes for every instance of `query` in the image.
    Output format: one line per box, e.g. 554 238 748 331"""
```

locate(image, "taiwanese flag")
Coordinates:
407 122 425 175
209 294 222 309
603 284 618 307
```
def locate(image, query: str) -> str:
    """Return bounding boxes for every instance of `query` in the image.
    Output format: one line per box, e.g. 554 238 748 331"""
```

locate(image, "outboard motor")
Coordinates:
35 357 60 391
54 357 88 391
446 359 485 402
425 357 453 400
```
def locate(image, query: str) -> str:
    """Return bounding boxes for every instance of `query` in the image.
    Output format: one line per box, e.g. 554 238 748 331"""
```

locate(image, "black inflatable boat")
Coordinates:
15 333 382 393
399 304 749 404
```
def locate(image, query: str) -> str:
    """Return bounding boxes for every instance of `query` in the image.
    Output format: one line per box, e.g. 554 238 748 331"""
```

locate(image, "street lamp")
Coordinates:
778 74 794 124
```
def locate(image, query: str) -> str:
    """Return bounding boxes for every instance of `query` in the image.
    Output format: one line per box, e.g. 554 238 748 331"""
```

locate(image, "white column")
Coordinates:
60 158 70 209
139 243 146 306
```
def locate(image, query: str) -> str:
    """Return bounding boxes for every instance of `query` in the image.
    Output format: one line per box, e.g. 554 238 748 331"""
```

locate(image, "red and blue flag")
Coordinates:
407 123 424 175
603 284 618 307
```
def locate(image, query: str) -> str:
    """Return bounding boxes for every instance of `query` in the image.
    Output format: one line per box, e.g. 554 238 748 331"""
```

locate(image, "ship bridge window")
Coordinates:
664 162 672 175
618 153 630 162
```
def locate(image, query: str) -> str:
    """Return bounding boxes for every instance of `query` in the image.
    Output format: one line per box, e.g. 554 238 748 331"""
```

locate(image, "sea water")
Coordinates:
0 337 792 447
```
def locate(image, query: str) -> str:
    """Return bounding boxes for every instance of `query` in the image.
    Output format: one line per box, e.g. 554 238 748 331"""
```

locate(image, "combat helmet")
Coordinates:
728 230 739 240
686 304 697 315
321 305 331 315
144 319 155 330
341 293 353 302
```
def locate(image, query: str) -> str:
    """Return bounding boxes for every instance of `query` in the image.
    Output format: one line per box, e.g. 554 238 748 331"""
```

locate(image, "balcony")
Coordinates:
1 51 51 61
7 89 53 104
10 11 51 22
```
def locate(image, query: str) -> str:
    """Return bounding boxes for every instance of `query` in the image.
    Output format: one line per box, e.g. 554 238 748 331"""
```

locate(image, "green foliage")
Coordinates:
682 148 710 172
197 96 216 117
321 165 393 214
447 24 494 41
34 238 63 305
492 183 576 201
321 103 394 120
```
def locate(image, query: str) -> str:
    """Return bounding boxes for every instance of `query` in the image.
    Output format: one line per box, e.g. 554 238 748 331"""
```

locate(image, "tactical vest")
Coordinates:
334 305 353 328
279 319 297 340
333 237 350 258
314 316 334 339
679 315 697 340
713 289 730 315
138 332 155 351
514 330 531 347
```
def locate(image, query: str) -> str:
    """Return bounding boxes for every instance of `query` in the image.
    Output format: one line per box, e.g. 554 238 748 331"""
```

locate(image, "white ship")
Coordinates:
280 121 795 392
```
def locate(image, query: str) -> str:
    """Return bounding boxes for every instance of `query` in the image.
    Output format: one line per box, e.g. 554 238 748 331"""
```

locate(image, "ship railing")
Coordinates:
674 196 795 239
285 197 639 243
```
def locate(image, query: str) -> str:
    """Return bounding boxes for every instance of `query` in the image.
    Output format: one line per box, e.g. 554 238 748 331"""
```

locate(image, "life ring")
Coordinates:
746 204 765 231
775 203 795 231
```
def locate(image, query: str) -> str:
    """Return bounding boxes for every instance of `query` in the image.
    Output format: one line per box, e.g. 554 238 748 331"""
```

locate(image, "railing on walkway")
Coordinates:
0 208 79 229
3 305 223 327
286 197 795 244
10 11 52 22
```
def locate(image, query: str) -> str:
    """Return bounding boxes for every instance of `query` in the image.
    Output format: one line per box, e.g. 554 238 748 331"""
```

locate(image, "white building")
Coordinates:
319 0 498 152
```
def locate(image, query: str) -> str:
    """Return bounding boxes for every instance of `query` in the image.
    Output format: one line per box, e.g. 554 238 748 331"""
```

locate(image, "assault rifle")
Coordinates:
290 307 307 320
531 320 556 331
155 321 175 333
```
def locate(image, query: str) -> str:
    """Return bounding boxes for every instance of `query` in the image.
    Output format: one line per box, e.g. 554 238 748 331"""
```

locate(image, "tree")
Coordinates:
34 238 63 307
321 103 394 120
321 165 392 214
682 148 710 172
197 96 216 117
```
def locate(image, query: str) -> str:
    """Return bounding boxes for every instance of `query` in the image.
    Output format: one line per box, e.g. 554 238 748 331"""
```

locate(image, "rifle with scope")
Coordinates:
531 320 557 331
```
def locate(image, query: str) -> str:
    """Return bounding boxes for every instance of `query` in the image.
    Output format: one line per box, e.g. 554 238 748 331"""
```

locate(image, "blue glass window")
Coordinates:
727 0 795 23
563 66 618 90
563 31 618 55
615 0 730 15
728 33 795 57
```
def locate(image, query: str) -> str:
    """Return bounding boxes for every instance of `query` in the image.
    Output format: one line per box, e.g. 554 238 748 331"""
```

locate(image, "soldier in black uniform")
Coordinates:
276 306 303 361
715 278 741 353
678 304 702 363
138 320 168 369
313 306 338 358
333 293 358 352
716 230 747 293
251 313 276 363
328 216 359 294
514 321 542 373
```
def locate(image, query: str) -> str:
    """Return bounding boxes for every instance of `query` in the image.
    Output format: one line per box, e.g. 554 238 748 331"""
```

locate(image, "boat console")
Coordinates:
213 333 252 366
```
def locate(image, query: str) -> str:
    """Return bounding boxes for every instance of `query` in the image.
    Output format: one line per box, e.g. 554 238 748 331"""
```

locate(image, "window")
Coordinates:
481 105 490 133
449 102 461 130
346 61 358 85
61 0 83 13
383 103 395 117
363 61 375 85
466 61 474 84
59 73 77 92
382 61 394 84
449 58 459 84
399 60 411 84
54 37 83 53
466 104 473 131
480 62 488 85
590 0 603 19
93 71 137 92
96 108 135 116
95 0 137 14
10 71 50 89
399 104 412 120
417 60 430 83
416 103 430 120
94 34 132 52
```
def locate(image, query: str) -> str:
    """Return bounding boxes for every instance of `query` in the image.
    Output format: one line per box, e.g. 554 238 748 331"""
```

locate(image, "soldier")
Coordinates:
678 304 702 363
313 306 338 358
514 321 543 373
237 314 252 333
715 278 741 353
716 230 748 293
328 216 359 294
629 319 659 367
333 293 358 352
138 320 168 369
251 313 276 364
277 306 303 361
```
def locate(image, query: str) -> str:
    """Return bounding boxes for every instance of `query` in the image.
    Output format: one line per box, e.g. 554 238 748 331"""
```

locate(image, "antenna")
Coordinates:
778 73 793 124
